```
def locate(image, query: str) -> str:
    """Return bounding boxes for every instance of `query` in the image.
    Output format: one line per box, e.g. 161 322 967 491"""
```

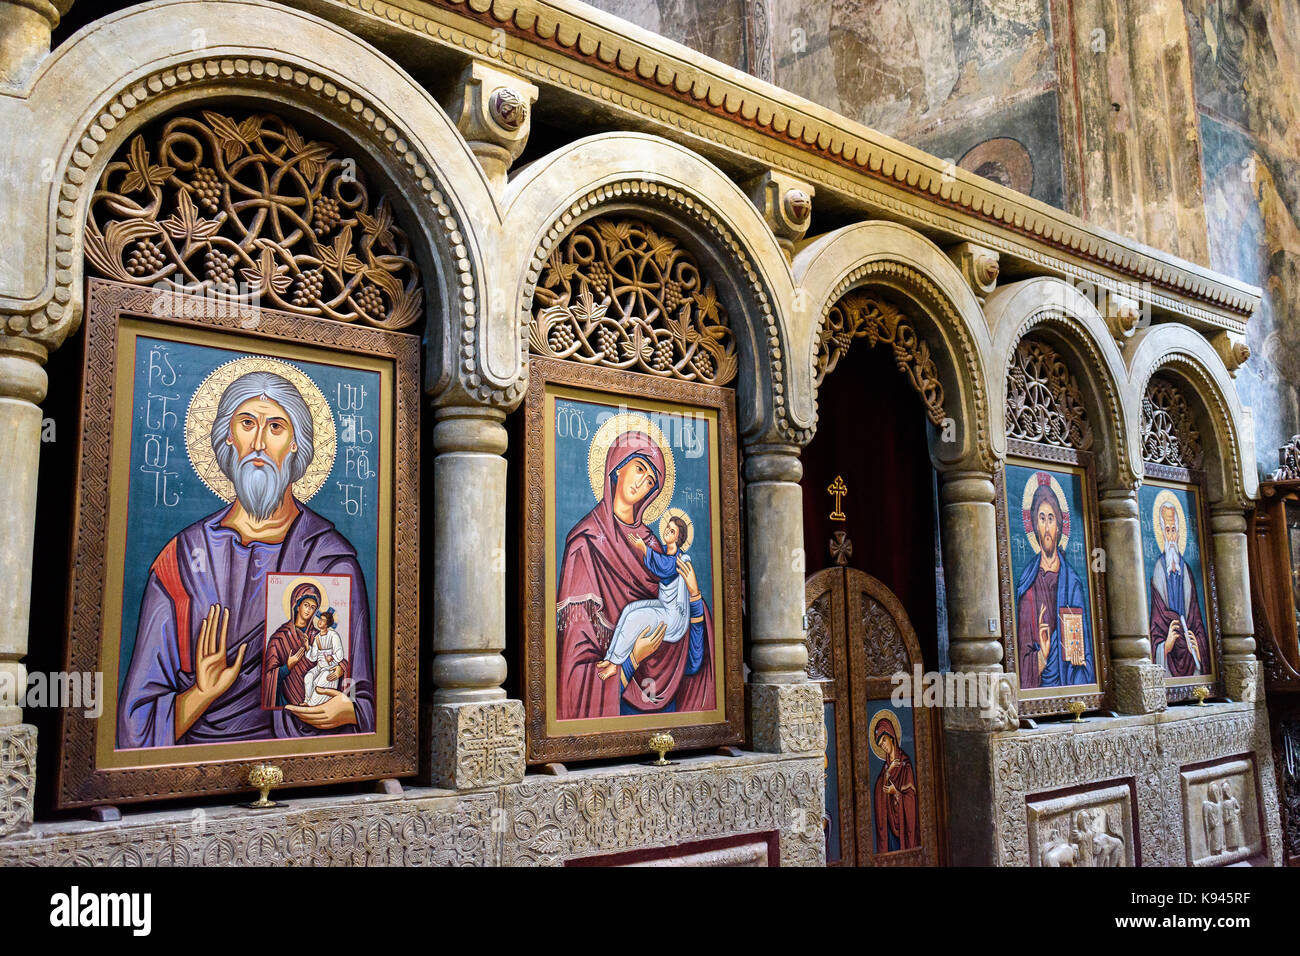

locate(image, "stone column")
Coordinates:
1100 488 1165 713
743 443 823 755
0 0 71 89
939 469 1015 867
1211 506 1262 703
427 404 524 790
0 341 46 836
939 471 1004 674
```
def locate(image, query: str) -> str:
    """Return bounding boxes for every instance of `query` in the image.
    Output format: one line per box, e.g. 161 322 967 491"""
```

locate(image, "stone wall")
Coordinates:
950 698 1282 866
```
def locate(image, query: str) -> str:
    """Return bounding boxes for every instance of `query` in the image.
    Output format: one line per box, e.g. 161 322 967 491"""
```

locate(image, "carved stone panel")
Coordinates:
1180 757 1264 866
1027 783 1136 867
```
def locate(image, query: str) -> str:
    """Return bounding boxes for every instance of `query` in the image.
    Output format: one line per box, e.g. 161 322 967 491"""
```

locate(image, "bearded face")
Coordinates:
215 395 300 521
1161 506 1179 552
1035 501 1060 558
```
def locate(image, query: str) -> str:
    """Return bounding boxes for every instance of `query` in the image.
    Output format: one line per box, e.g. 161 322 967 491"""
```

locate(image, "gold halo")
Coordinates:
659 508 694 552
869 708 903 761
587 411 675 525
1151 489 1188 555
279 575 328 622
185 356 336 504
1021 471 1071 555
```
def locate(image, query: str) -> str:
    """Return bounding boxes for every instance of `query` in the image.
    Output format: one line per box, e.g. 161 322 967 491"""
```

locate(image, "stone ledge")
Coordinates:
0 750 824 866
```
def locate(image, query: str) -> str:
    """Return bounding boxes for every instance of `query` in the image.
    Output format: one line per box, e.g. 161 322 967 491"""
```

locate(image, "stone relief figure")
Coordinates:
1071 808 1124 867
1204 781 1226 856
1040 821 1077 867
1221 780 1246 851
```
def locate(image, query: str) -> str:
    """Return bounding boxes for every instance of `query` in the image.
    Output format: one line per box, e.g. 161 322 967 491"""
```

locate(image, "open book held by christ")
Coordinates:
1059 607 1087 667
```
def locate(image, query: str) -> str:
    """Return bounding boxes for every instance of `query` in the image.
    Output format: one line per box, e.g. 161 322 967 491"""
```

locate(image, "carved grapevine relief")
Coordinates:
1005 338 1094 450
1142 376 1203 469
805 589 833 682
529 217 739 385
817 292 946 425
862 595 910 677
85 110 425 330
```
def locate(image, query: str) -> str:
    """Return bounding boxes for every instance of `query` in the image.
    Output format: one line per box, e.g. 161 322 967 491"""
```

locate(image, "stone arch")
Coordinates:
793 221 996 472
2 0 496 395
1126 324 1257 509
500 132 800 442
986 277 1141 491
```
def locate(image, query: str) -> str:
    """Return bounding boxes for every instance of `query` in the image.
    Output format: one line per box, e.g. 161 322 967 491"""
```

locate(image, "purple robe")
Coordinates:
1149 553 1211 677
116 502 374 748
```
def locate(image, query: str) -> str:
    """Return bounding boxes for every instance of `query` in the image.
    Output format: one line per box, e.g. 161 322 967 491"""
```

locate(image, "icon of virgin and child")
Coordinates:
555 413 717 719
116 357 375 749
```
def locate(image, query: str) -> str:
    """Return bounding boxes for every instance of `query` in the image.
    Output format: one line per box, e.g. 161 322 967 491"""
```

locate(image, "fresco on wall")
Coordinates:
911 90 1066 209
585 0 749 69
1187 0 1300 477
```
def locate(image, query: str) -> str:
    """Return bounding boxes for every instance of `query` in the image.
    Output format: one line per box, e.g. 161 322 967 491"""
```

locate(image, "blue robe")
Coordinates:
619 548 706 715
1015 553 1095 688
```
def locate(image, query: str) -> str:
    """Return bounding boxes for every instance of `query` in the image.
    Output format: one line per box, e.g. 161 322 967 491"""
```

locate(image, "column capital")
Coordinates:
742 442 802 483
1098 486 1140 520
431 404 508 456
939 469 995 505
0 0 72 89
1209 506 1248 534
0 345 47 403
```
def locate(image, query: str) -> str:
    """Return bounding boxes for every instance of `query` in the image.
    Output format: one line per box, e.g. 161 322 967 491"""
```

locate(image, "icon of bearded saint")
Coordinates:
117 370 374 748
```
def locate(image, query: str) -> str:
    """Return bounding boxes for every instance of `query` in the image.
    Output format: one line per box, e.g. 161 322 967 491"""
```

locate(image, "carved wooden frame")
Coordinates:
804 568 857 866
996 439 1112 717
57 278 420 807
1250 477 1300 692
1141 463 1224 703
520 356 744 764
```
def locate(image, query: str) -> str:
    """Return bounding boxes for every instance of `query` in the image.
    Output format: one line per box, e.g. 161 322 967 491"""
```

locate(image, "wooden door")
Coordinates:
807 566 941 866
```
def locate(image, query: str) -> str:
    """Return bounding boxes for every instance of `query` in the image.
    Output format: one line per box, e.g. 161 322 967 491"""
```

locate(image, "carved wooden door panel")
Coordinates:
806 566 940 866
805 567 854 865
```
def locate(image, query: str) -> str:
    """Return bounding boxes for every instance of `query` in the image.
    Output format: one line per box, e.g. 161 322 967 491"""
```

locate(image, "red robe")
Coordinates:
555 431 715 719
874 750 920 852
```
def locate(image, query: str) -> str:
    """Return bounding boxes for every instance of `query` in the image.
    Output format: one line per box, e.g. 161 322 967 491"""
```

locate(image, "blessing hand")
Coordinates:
286 687 356 729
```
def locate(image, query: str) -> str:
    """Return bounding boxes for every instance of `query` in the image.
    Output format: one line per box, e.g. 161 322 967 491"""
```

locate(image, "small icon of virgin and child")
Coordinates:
555 411 717 719
1014 470 1097 690
116 355 375 749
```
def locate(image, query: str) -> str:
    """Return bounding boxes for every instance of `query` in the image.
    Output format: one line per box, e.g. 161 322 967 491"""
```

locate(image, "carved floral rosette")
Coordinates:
84 110 425 330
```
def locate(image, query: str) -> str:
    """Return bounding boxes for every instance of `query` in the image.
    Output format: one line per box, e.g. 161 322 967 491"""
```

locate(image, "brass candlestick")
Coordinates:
648 731 675 766
247 763 284 809
1192 686 1210 706
1067 700 1086 723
